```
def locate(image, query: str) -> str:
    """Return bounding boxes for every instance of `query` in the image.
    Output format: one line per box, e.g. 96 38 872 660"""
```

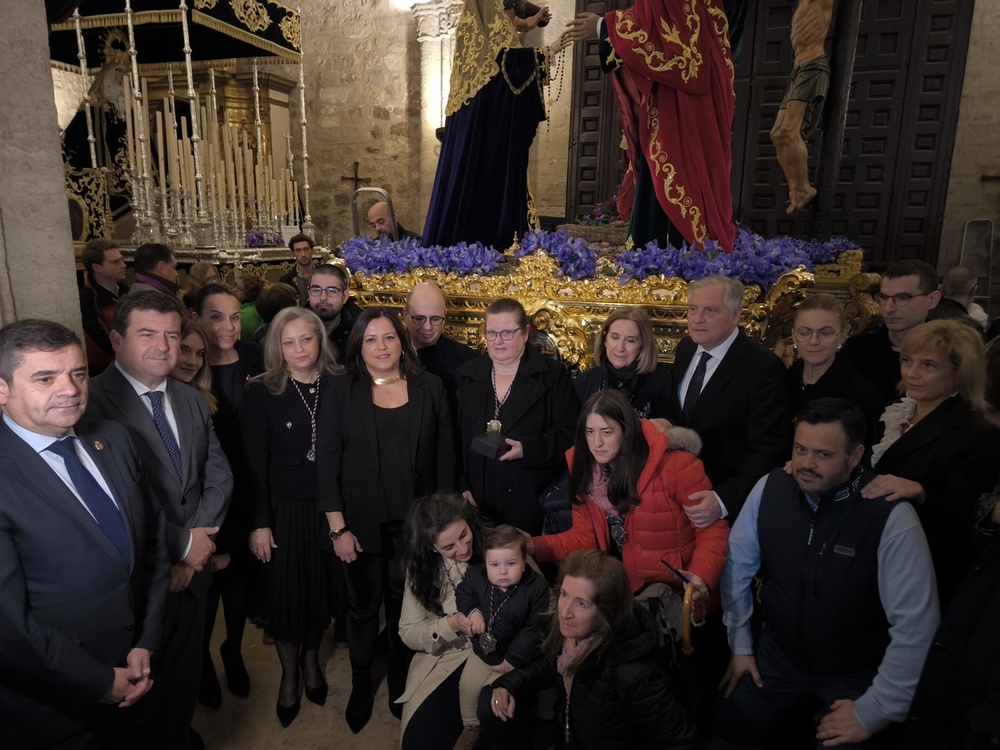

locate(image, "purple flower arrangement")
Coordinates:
616 226 853 288
579 195 621 226
516 230 598 280
339 235 504 277
338 227 855 292
245 229 283 247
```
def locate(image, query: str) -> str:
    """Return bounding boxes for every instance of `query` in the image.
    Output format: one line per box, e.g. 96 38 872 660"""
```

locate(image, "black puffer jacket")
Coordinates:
495 604 697 750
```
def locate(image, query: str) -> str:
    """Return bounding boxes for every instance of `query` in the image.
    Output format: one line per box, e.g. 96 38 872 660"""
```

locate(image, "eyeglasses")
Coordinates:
308 285 345 297
875 291 928 307
791 326 841 343
409 315 445 328
484 328 523 341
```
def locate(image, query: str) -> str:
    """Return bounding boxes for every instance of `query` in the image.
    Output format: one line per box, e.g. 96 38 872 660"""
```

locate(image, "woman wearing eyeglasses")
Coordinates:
786 294 883 436
455 298 579 535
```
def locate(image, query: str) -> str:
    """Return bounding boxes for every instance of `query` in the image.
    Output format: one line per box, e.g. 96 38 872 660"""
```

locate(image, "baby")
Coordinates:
452 525 550 750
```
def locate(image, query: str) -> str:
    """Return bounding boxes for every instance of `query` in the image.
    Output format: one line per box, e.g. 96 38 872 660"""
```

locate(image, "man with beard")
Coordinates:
306 263 361 362
716 398 939 747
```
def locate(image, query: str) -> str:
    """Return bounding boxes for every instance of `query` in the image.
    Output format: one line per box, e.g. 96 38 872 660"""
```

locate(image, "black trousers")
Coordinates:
341 522 413 695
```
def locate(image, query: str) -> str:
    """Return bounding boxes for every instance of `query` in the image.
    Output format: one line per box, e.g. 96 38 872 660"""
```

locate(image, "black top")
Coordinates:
209 340 264 553
786 353 885 441
573 363 671 419
326 299 362 363
416 335 478 398
495 605 698 750
842 325 901 405
374 403 411 522
871 395 1000 607
455 345 579 535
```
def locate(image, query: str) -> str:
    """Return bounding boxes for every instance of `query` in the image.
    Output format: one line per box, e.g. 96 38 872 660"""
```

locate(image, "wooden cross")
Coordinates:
341 161 372 191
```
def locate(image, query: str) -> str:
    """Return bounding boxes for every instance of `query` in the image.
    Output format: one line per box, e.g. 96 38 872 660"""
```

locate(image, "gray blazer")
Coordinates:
86 364 233 594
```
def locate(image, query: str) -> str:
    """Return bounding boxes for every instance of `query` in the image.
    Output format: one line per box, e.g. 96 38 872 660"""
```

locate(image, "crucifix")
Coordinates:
341 161 372 192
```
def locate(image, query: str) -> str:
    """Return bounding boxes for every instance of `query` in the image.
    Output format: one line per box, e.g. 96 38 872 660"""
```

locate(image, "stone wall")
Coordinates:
939 0 1000 298
300 0 573 245
0 0 80 329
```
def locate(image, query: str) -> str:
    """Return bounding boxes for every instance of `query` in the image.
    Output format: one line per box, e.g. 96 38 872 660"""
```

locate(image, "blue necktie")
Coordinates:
683 351 712 422
47 437 131 563
146 390 183 482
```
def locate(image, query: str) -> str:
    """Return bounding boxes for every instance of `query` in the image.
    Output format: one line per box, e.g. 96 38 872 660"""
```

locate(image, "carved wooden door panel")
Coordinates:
564 0 632 222
731 0 973 265
565 0 974 267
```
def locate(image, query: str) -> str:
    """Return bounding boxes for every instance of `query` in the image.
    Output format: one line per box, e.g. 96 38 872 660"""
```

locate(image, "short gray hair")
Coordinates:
687 275 744 313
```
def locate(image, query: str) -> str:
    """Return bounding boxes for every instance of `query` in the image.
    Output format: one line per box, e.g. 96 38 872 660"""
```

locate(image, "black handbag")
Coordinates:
538 471 572 535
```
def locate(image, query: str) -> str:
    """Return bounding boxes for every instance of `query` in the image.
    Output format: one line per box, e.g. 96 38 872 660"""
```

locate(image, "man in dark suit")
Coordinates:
86 291 232 750
0 319 168 749
668 275 788 523
403 281 477 397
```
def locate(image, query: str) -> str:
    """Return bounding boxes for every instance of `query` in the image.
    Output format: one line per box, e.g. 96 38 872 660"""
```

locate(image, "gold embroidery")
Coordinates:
645 103 707 247
194 0 219 9
230 0 271 33
278 12 300 50
706 4 735 96
446 0 519 116
611 0 703 84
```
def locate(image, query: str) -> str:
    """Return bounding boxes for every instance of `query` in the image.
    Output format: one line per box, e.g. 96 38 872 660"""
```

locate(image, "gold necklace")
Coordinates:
372 373 403 386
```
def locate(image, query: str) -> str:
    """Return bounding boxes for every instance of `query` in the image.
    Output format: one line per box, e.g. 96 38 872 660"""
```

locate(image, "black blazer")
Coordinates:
242 376 332 529
871 395 1000 605
0 417 168 747
455 345 579 534
573 364 672 419
667 331 789 519
86 365 233 595
786 353 885 442
317 371 457 553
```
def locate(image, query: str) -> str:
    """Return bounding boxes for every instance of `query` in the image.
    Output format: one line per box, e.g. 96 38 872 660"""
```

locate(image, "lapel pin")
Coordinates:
93 440 105 451
285 422 293 429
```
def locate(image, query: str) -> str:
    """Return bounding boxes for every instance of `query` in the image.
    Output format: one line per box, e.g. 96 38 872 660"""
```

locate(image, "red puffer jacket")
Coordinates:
533 419 729 596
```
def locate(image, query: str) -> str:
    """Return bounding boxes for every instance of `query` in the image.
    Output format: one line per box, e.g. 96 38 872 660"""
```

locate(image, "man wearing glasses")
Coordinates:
403 281 476 398
307 263 361 361
844 260 942 403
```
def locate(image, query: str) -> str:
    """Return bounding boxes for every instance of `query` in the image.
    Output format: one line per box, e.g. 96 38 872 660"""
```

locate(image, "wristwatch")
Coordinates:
329 526 349 541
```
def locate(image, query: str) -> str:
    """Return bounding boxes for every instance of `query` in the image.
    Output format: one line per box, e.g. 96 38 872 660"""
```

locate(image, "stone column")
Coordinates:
414 0 463 219
0 0 80 329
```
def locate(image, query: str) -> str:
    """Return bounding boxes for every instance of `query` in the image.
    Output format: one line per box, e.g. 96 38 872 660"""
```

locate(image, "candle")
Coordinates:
155 110 166 199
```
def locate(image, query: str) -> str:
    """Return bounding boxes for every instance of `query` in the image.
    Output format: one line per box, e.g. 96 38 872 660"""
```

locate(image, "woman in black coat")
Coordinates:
573 307 671 421
190 283 264 704
864 320 1000 606
244 307 341 727
317 307 457 733
455 298 578 535
490 549 697 750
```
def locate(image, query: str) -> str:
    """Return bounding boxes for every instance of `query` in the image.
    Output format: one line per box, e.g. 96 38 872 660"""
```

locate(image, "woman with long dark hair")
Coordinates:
398 494 491 750
318 307 458 733
527 390 728 621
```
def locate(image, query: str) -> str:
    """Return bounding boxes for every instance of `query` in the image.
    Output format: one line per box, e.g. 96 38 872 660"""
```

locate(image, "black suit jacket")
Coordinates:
317 371 457 553
455 345 579 534
871 395 1000 605
86 365 233 595
0 417 169 747
667 331 789 519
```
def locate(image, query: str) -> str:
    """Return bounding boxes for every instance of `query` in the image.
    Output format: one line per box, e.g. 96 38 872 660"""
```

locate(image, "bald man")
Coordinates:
368 202 421 242
403 282 475 398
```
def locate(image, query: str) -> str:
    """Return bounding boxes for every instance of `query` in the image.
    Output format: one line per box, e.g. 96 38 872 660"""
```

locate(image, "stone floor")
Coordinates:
194 620 400 749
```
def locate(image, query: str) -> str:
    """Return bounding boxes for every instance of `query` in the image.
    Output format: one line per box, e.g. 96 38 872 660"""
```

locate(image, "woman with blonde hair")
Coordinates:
863 319 1000 606
244 307 342 726
574 307 671 420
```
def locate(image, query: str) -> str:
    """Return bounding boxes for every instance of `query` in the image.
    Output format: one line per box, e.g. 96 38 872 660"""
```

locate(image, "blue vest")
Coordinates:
757 467 894 676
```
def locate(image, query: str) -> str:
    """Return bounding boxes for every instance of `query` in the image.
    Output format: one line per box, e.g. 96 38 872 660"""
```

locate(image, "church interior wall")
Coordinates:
940 0 1000 295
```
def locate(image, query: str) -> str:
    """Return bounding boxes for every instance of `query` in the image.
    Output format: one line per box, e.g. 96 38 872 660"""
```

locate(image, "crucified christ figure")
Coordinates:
770 0 835 215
